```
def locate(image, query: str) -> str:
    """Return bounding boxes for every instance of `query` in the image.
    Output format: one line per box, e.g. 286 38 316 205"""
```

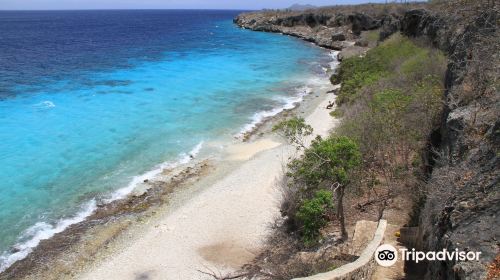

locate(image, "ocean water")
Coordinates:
0 10 332 270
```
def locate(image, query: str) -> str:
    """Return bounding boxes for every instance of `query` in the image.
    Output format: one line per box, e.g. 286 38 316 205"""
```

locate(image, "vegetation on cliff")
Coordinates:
335 34 446 212
244 32 448 279
333 34 445 105
274 33 446 250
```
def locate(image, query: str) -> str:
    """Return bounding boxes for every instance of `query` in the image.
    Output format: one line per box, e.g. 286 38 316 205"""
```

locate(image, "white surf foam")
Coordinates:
0 141 204 273
329 51 341 72
33 100 56 109
0 199 97 272
104 141 204 203
235 49 340 140
235 86 312 139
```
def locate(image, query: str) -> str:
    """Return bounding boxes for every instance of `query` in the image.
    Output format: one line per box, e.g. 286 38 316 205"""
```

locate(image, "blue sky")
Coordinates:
1 0 390 10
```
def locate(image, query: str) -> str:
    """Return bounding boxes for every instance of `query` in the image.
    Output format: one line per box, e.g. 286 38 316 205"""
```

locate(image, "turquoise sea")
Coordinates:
0 10 332 270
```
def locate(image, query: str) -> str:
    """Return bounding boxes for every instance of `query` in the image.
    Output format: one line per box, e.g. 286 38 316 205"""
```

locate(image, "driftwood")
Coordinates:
197 266 248 280
355 194 391 211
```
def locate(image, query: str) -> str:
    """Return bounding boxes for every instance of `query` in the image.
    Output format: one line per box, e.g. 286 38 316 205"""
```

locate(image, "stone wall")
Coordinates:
293 220 387 280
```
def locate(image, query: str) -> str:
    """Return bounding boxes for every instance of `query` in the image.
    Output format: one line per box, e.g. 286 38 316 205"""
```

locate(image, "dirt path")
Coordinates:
372 223 407 280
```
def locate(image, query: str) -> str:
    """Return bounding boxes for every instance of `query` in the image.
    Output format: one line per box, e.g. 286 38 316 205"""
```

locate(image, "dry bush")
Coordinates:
332 34 449 225
278 174 302 232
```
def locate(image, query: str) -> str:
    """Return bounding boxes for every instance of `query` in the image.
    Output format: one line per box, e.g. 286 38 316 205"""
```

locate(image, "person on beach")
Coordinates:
326 101 334 109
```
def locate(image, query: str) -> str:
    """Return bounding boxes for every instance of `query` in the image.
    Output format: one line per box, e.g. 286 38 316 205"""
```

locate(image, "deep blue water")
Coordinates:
0 10 330 270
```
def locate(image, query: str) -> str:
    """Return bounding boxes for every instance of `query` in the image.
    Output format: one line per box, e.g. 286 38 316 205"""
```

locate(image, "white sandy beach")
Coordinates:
78 87 339 280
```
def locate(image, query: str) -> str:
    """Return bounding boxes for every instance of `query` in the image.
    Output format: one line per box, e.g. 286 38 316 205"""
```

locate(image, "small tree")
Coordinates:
274 117 361 241
272 117 313 150
288 136 361 240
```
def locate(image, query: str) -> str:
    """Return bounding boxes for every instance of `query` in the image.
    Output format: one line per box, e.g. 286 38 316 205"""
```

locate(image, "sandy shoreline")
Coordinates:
73 78 339 279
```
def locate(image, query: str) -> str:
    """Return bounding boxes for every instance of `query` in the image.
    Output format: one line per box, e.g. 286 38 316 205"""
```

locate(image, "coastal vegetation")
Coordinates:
296 190 333 245
273 116 361 244
247 32 449 279
274 33 446 249
332 34 445 105
335 34 447 213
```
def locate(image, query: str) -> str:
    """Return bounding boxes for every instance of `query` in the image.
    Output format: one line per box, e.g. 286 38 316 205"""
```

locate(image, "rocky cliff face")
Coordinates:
396 6 499 280
235 3 499 279
233 9 401 49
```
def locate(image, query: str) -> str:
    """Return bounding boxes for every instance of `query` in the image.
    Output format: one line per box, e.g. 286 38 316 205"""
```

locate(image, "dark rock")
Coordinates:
401 9 428 36
348 13 380 35
276 13 332 28
405 7 500 280
379 14 400 41
354 39 368 47
328 14 347 27
331 32 346 41
337 52 344 61
400 9 448 49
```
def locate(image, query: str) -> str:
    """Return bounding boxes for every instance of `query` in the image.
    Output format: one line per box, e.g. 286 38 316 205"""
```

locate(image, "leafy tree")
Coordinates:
288 136 361 240
273 117 361 241
272 117 313 149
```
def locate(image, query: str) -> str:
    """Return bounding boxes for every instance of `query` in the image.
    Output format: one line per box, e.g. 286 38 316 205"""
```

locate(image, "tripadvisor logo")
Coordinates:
375 244 398 267
374 244 482 267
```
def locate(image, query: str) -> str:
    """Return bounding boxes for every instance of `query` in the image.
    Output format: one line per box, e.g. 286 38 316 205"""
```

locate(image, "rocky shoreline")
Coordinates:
0 160 212 280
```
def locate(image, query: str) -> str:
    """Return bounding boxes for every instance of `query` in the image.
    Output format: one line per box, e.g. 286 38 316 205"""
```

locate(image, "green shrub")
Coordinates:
296 190 333 244
334 33 446 205
330 73 341 85
329 108 343 118
278 33 447 247
334 34 426 104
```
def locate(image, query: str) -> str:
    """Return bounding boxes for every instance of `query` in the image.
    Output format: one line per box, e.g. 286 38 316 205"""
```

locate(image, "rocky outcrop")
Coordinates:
233 9 401 50
348 13 380 35
234 12 348 50
331 32 346 42
379 14 401 40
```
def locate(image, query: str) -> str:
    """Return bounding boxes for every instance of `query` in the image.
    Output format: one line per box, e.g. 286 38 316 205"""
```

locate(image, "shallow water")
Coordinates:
0 10 331 270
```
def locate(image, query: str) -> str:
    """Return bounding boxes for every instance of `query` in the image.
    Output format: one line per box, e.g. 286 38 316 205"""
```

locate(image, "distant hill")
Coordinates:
288 3 317 11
